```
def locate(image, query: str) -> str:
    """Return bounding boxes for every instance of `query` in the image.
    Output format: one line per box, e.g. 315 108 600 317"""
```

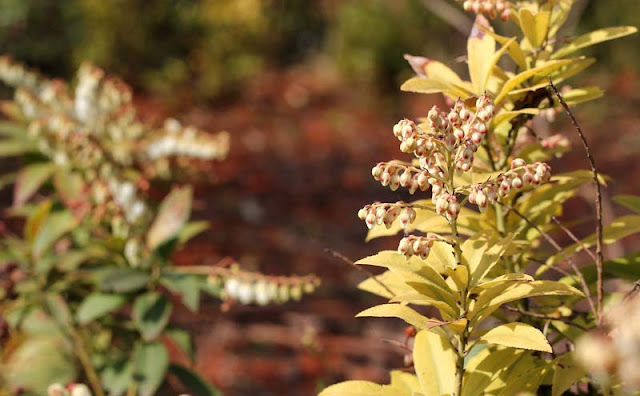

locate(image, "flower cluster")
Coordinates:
397 234 436 259
0 57 230 234
577 295 640 391
468 158 551 211
48 383 92 396
461 0 513 20
358 202 417 229
209 268 321 306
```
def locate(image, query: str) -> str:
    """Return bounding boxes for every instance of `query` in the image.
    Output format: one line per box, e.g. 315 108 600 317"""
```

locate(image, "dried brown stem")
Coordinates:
324 248 395 297
503 203 597 320
548 77 605 326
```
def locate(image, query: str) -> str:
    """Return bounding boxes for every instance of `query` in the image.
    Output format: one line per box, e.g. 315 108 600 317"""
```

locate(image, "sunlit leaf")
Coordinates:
518 9 550 48
475 322 552 353
414 330 456 396
468 17 496 94
356 303 432 329
551 353 587 396
495 59 573 104
552 26 638 59
319 380 406 396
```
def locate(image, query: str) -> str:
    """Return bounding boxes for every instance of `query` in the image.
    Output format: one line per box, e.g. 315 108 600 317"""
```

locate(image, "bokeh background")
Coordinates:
0 0 639 394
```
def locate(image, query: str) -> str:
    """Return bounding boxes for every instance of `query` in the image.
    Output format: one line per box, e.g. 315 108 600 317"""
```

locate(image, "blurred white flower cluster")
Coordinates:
577 294 640 391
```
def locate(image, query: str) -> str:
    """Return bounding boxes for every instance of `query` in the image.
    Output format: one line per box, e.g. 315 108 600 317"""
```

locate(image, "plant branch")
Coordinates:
325 248 395 297
548 77 605 326
551 215 598 263
504 305 589 331
502 203 597 320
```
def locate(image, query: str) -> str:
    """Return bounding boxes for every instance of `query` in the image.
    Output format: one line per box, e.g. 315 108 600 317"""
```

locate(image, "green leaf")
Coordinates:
462 348 533 396
0 138 37 156
178 221 210 244
545 215 640 268
319 380 405 396
133 342 169 396
133 292 172 341
356 304 431 330
32 210 77 260
613 194 640 214
2 335 77 394
76 293 128 325
494 59 573 104
13 162 56 207
469 280 582 325
25 199 52 242
552 26 638 59
413 330 456 396
160 271 201 312
0 120 27 137
102 359 133 396
169 364 222 396
492 109 540 127
96 268 151 293
557 86 604 105
147 186 193 250
165 328 195 362
476 322 552 353
552 353 587 396
44 293 73 329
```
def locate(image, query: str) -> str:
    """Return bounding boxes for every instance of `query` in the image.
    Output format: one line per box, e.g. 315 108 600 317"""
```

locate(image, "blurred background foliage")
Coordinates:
0 0 462 102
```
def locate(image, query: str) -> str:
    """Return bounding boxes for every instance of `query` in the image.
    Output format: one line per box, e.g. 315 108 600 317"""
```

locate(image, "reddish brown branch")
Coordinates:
548 78 605 326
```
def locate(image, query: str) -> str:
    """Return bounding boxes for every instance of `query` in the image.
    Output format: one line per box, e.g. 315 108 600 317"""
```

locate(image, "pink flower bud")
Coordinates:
511 176 523 190
357 207 368 220
398 237 413 258
511 158 527 169
400 171 412 187
365 212 376 229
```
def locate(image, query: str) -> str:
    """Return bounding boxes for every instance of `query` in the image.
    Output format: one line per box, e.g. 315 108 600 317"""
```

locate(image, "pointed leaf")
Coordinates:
468 17 496 94
133 292 172 341
32 211 77 259
413 330 456 396
613 194 640 214
14 163 56 207
147 186 193 250
518 9 550 48
476 322 552 352
552 26 638 59
356 304 432 330
495 59 573 104
133 342 169 396
96 268 151 293
169 364 221 396
552 353 587 396
319 380 404 396
76 293 128 325
165 329 195 362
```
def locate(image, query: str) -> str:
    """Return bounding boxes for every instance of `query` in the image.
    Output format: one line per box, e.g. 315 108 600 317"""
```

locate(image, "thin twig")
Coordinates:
502 203 597 320
623 280 640 301
548 77 605 326
504 305 589 331
324 248 395 297
551 215 599 263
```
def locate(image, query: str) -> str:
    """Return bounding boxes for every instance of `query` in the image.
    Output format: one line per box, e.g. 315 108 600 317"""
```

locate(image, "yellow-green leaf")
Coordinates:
13 163 56 207
356 304 432 330
469 281 582 325
468 19 496 94
401 77 450 94
389 292 457 319
494 59 573 104
613 194 640 214
545 215 640 268
492 109 540 128
552 26 638 59
476 322 552 353
518 9 550 48
390 371 421 393
445 265 468 292
358 270 413 300
319 380 406 396
558 86 604 105
414 330 456 396
551 353 587 396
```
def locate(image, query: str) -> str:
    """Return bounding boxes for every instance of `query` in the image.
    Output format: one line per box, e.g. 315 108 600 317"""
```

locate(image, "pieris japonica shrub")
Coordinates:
0 58 319 396
321 1 637 395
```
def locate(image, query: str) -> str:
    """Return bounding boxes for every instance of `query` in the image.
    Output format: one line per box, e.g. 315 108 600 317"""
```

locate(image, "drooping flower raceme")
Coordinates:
359 93 552 259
